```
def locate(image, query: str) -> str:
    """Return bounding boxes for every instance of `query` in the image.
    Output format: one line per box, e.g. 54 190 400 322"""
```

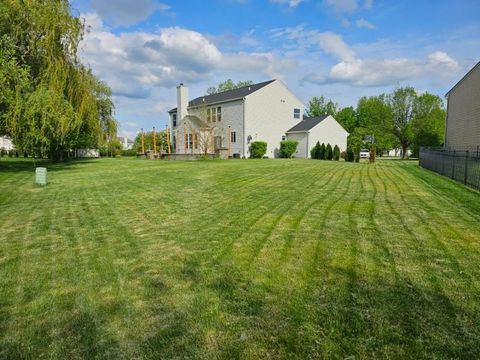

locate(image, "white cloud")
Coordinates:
90 0 172 26
80 13 284 99
356 18 376 30
323 0 358 13
271 26 355 61
270 0 303 7
318 32 356 61
304 52 461 87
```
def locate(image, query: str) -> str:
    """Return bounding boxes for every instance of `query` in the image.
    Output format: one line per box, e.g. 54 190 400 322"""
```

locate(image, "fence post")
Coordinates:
451 150 455 179
464 150 469 185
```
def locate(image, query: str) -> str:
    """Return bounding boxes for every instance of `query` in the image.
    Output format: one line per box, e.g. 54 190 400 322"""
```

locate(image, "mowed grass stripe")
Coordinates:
1 158 480 359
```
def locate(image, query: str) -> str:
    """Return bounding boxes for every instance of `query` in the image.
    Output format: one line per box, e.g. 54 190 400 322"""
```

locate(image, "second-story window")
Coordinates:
172 113 177 127
207 108 211 122
217 106 222 121
294 108 301 119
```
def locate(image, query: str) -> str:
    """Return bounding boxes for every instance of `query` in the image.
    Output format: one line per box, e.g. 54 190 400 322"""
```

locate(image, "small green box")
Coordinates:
35 167 47 186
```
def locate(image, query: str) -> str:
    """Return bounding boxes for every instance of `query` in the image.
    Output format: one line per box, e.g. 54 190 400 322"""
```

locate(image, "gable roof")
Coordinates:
169 80 276 113
286 115 329 132
445 61 480 97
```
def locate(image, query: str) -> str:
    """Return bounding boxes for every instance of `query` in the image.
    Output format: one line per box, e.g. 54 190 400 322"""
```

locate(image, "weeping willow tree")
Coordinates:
0 0 117 160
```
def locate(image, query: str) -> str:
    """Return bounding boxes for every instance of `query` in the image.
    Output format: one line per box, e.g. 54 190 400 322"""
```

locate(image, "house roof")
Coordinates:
286 115 329 132
168 79 276 113
445 61 480 97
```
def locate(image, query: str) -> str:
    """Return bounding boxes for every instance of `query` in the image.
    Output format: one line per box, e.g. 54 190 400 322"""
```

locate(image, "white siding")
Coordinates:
286 132 309 158
307 116 348 156
445 63 480 150
244 80 304 158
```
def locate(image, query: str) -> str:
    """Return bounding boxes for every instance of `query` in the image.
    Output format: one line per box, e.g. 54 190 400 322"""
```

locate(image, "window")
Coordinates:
194 133 198 149
294 108 301 119
185 133 189 149
173 136 176 151
231 131 237 143
217 106 222 122
172 113 177 127
207 108 211 122
211 107 217 122
188 134 193 150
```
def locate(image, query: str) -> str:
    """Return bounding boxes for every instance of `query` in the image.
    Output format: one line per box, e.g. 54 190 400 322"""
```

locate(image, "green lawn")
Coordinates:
1 157 480 359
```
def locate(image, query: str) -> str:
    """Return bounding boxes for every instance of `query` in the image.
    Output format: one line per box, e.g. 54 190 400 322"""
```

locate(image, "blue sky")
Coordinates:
70 0 480 139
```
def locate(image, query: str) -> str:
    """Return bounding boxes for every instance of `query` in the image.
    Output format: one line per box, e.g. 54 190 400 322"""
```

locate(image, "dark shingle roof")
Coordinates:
286 115 329 132
168 80 276 113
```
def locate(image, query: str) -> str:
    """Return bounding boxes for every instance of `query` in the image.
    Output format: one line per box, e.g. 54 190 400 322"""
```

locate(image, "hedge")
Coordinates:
250 141 267 158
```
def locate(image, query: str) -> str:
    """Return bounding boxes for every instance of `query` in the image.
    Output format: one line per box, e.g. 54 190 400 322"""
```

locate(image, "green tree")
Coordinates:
386 87 417 159
306 96 338 117
206 79 253 95
335 106 357 133
0 0 117 160
355 95 396 156
410 93 445 156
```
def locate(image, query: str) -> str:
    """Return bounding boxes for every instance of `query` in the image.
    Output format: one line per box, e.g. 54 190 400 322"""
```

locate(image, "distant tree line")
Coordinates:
306 88 446 158
0 0 117 161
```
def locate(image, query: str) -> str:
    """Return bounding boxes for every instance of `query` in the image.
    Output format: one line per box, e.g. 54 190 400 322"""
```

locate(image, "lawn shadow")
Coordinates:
0 158 100 174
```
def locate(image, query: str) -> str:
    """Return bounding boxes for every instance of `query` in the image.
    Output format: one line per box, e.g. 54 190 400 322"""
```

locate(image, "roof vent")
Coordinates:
202 97 205 102
248 87 251 91
179 83 184 86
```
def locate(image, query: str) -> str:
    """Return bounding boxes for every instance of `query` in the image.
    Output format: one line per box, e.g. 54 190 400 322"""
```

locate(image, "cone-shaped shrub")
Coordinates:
325 144 333 160
320 143 326 160
333 145 340 160
310 141 321 159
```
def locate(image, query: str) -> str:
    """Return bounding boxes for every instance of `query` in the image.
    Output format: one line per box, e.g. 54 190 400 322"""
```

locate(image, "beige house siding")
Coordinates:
445 62 480 150
287 116 348 158
172 100 244 156
244 80 304 158
286 132 309 158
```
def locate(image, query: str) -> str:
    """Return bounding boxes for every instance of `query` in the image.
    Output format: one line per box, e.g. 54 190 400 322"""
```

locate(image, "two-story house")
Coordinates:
168 80 347 158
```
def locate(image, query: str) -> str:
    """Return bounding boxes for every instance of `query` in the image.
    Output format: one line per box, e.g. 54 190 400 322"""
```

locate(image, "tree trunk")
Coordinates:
401 142 408 159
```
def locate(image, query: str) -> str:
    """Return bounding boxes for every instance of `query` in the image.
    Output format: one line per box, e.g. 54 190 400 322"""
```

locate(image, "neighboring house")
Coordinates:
0 136 14 151
118 136 134 150
285 115 348 158
76 149 99 158
168 80 348 158
445 61 480 151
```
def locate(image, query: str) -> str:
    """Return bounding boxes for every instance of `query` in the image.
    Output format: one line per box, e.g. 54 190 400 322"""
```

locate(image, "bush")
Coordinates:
333 145 340 161
340 151 346 160
121 149 137 157
310 141 321 159
320 143 326 160
279 140 298 158
346 147 355 162
249 141 267 158
325 144 333 160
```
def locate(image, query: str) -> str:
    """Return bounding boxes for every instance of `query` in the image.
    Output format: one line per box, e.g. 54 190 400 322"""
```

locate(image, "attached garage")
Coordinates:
286 115 348 158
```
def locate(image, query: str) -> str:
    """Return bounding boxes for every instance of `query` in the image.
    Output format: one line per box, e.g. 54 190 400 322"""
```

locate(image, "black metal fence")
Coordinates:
419 148 480 191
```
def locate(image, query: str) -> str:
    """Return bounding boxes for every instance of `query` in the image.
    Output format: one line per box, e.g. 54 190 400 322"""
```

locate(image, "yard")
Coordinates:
1 157 480 359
